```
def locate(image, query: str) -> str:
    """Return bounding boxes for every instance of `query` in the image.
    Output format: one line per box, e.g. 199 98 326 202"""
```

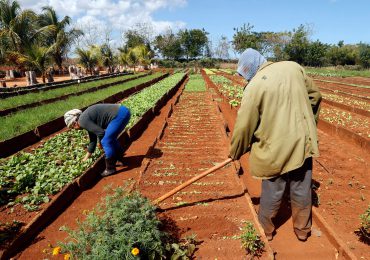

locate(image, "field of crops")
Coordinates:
0 68 369 260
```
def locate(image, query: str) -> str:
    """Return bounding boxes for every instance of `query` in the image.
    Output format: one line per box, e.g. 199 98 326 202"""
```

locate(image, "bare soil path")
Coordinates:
203 72 351 259
138 91 268 258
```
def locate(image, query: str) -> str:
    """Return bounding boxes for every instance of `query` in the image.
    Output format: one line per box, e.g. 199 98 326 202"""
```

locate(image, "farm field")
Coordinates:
203 69 370 259
0 70 369 259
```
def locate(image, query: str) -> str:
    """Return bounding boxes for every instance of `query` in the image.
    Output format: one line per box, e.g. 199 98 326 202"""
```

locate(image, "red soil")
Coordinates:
138 92 266 258
205 72 370 259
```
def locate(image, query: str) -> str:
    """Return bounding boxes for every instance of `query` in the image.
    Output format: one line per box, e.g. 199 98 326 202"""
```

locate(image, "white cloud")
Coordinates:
18 0 187 45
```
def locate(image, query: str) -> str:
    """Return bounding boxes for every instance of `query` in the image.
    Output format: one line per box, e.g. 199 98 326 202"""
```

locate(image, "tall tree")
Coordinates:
99 43 115 73
326 43 358 66
232 23 260 54
215 35 230 60
8 44 53 82
0 0 38 52
153 29 183 60
283 24 311 64
38 6 83 71
75 47 99 75
358 43 370 68
304 40 328 66
179 28 209 61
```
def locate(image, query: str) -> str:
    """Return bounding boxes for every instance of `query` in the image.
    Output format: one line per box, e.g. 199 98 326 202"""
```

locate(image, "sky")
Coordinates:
18 0 370 49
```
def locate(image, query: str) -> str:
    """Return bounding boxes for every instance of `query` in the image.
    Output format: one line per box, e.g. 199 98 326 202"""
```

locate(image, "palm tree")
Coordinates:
7 44 53 83
100 43 115 73
38 6 83 72
0 0 38 52
118 44 151 72
75 47 98 75
134 44 151 69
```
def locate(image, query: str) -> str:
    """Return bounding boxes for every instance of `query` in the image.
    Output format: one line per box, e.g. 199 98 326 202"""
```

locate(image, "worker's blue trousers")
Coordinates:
101 106 131 158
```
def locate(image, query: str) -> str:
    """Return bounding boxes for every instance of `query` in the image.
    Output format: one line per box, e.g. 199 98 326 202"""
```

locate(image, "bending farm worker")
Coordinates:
64 104 131 177
229 48 322 242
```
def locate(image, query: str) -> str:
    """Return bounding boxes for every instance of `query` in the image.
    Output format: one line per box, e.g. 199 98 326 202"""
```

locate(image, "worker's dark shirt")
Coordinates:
78 104 120 153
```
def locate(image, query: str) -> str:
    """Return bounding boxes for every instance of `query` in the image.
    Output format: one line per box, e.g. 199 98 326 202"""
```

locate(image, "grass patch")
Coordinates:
0 73 162 142
306 67 370 78
0 73 143 110
184 74 206 92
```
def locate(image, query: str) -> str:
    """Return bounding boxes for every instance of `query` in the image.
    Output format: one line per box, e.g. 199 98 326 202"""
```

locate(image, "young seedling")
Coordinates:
240 221 265 258
358 205 370 242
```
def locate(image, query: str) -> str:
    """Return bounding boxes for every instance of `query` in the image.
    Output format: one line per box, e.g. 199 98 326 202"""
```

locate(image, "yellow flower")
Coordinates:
64 253 71 260
52 246 61 256
131 247 140 256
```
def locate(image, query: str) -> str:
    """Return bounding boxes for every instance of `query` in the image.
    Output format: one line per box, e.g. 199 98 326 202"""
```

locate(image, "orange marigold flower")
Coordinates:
52 246 61 256
64 253 71 260
131 247 140 256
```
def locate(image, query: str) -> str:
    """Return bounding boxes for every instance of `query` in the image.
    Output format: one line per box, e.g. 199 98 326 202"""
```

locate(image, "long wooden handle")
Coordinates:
153 158 233 205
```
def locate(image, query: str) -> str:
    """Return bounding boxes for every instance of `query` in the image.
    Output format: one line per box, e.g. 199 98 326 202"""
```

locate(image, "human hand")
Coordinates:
82 152 92 162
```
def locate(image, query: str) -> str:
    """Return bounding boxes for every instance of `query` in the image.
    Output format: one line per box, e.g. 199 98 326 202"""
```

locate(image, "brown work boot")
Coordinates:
115 151 126 166
101 158 117 177
295 231 309 242
265 232 273 241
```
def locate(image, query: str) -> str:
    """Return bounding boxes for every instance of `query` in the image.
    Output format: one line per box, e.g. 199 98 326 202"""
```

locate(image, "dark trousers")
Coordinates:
101 106 131 158
258 157 312 237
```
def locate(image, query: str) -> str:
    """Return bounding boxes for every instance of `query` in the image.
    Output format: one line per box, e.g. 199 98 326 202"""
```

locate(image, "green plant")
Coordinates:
0 73 184 211
359 205 370 241
59 186 196 259
240 221 265 257
184 74 206 92
0 73 162 141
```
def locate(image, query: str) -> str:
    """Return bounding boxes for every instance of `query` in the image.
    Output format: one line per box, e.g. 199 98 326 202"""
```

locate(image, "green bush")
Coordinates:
240 221 265 257
359 205 370 241
59 187 196 260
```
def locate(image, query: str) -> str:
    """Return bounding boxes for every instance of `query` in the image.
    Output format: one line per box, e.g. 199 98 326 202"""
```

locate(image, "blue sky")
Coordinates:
20 0 369 49
153 0 370 45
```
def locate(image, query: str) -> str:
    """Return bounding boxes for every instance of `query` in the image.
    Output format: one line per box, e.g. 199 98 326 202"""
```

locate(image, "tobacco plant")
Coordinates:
358 205 370 241
240 221 265 258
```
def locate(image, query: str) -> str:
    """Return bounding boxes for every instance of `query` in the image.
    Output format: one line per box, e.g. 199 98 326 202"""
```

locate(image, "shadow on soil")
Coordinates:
157 191 247 212
0 221 25 250
114 148 164 174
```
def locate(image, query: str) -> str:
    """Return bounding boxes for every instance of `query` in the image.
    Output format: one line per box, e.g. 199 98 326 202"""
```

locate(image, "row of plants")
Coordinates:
209 75 244 107
122 73 186 128
0 73 144 111
318 85 370 100
184 74 206 92
203 68 215 75
219 68 236 75
306 67 370 78
320 106 370 137
0 73 185 211
322 92 370 112
0 73 163 142
315 79 370 90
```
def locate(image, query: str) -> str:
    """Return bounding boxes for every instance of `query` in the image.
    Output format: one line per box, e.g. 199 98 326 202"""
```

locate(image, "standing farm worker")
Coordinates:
229 48 322 242
64 104 131 177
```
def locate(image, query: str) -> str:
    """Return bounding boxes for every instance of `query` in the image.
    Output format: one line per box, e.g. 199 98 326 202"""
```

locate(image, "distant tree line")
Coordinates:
1 0 369 78
231 23 370 68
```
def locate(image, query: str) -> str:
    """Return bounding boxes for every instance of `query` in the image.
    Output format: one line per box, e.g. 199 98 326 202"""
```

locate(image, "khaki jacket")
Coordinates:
229 61 322 179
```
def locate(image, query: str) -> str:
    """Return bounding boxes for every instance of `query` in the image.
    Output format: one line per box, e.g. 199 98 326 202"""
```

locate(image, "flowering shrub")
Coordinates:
59 186 196 259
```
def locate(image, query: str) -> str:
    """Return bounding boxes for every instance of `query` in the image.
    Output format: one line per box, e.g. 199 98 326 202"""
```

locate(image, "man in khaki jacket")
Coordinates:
229 48 322 242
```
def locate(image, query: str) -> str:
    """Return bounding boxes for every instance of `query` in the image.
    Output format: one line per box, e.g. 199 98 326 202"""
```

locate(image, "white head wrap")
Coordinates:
64 109 82 128
237 48 267 81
